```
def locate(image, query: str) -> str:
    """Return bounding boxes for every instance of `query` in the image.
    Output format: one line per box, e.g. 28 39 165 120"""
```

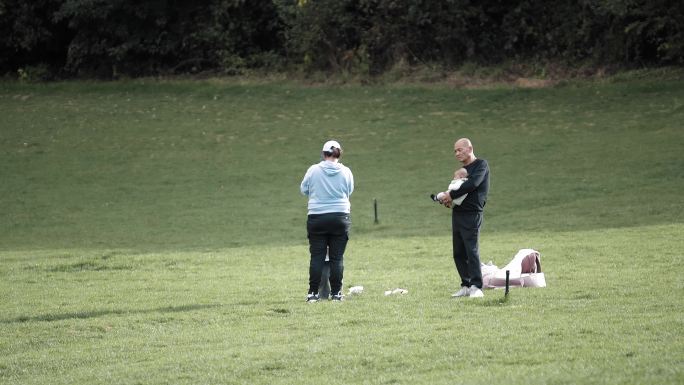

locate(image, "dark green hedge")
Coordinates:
1 0 682 78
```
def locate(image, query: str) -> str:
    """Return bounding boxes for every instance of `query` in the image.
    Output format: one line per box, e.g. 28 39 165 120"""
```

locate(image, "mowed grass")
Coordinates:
1 73 683 384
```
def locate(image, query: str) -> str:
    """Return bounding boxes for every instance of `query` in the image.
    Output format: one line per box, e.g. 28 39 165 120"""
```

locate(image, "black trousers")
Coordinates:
452 211 483 289
307 212 351 296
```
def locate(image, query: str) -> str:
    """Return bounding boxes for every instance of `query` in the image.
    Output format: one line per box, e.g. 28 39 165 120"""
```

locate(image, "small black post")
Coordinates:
505 270 510 297
373 198 379 224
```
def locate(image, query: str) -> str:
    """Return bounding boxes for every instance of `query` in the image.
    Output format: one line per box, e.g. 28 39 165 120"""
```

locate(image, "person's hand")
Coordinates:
438 192 452 208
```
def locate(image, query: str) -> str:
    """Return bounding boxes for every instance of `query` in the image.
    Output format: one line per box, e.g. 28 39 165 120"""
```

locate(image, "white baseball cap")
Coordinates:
322 140 342 152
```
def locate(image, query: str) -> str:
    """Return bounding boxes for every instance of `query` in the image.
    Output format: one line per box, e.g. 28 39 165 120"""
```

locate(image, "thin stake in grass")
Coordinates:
373 198 379 224
505 270 510 297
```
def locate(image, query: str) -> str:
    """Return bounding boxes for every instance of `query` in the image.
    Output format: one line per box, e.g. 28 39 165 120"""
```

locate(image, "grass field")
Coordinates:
1 71 683 384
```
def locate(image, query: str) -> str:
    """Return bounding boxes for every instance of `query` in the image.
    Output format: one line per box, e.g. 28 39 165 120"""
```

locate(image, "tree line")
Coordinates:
1 0 682 80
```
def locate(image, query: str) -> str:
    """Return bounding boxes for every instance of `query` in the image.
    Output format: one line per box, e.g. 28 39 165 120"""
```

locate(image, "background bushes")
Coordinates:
1 0 682 79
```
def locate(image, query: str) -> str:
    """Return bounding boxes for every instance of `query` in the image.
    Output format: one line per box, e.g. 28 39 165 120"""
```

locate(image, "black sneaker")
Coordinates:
306 292 320 303
331 292 344 301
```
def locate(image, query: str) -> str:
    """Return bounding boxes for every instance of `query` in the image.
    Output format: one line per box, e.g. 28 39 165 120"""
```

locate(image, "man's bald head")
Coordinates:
454 138 476 165
455 138 472 148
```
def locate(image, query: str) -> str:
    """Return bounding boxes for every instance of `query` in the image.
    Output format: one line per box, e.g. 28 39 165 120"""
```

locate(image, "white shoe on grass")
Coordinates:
451 286 470 298
468 286 484 298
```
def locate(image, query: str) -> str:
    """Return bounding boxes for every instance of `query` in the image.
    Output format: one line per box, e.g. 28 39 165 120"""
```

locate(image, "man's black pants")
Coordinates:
307 212 351 296
452 211 483 289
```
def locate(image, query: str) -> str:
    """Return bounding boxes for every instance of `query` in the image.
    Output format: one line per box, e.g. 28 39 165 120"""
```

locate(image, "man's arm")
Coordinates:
448 160 488 199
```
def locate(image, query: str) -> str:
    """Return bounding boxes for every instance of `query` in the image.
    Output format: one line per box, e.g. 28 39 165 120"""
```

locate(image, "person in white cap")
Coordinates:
300 140 354 302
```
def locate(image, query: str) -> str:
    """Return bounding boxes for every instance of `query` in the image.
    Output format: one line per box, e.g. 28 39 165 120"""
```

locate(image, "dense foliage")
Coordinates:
1 0 682 78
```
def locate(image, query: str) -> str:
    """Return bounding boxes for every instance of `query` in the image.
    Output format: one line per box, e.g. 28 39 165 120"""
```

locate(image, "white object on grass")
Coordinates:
482 249 546 289
348 286 364 295
384 288 408 296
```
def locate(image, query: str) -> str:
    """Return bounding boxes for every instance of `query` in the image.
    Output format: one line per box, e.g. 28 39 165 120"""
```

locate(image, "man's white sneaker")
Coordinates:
468 286 484 298
451 286 470 298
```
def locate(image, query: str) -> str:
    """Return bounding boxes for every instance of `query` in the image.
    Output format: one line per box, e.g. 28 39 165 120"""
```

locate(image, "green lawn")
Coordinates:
1 73 683 384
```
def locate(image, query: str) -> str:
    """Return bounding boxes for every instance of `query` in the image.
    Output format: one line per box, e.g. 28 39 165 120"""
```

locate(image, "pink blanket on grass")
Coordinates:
482 249 546 289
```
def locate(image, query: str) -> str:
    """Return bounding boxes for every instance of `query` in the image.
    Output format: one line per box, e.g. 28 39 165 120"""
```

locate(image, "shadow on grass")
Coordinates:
1 304 221 324
477 293 512 307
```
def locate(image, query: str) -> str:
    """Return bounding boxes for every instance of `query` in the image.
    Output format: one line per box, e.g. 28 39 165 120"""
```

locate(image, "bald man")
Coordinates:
438 138 490 298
